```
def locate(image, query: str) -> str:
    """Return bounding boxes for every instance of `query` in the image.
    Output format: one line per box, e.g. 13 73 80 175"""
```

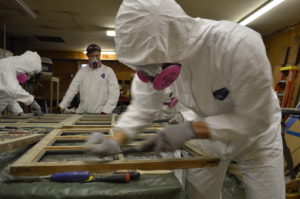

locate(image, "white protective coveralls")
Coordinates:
59 65 120 114
177 103 201 122
131 75 199 122
153 86 177 120
0 100 23 115
114 0 284 199
0 51 41 107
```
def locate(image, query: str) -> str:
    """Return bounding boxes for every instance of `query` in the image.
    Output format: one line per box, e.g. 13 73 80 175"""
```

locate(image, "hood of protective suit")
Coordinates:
115 0 197 65
1 51 42 74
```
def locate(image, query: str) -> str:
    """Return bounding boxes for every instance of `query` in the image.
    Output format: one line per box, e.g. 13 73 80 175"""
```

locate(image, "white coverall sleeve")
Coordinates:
2 70 34 105
114 76 165 139
204 40 279 141
7 101 23 115
176 102 201 122
102 69 120 113
59 70 82 109
182 110 201 122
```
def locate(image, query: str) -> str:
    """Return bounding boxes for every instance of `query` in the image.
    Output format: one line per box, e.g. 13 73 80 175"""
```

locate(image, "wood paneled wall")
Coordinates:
264 22 300 107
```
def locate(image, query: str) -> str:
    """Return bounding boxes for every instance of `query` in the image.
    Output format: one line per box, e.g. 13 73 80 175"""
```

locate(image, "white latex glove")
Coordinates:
140 122 196 152
85 133 121 156
168 112 184 124
30 100 43 116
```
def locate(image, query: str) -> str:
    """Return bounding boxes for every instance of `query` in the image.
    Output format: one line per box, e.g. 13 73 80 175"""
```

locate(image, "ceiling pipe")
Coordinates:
13 0 38 19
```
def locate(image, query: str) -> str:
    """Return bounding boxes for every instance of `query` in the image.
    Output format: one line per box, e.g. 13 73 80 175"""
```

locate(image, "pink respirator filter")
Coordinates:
136 65 181 90
17 73 28 84
167 98 178 108
136 71 151 83
153 65 181 90
89 61 102 69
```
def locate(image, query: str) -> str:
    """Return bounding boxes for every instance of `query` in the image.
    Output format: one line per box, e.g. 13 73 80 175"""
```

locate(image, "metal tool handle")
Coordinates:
281 108 300 116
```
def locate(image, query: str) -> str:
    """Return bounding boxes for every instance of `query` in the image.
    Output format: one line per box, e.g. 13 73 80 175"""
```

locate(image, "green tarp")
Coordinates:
0 147 245 199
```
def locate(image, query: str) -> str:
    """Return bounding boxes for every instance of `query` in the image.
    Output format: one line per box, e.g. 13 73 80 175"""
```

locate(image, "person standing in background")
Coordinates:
59 44 120 114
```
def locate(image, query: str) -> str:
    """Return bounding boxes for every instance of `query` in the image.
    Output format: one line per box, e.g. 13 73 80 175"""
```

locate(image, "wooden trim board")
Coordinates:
0 134 44 153
62 114 116 128
9 128 220 176
10 157 219 176
0 114 75 128
0 114 160 129
51 114 112 127
62 114 161 129
62 125 113 128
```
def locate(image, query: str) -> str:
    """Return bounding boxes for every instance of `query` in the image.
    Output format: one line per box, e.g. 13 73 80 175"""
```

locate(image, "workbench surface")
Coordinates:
0 174 187 199
0 147 188 199
0 140 245 199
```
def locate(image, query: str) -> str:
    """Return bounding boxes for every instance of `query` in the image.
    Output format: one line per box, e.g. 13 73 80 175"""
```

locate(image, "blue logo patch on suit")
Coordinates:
101 73 106 79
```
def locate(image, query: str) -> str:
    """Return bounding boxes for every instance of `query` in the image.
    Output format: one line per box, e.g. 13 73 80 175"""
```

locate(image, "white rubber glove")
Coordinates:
85 133 121 156
30 100 43 116
140 122 196 152
168 112 184 124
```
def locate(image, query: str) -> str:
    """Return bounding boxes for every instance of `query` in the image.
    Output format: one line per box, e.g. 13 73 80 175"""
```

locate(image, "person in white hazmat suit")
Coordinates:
0 100 23 116
85 1 284 199
59 44 120 114
0 51 43 116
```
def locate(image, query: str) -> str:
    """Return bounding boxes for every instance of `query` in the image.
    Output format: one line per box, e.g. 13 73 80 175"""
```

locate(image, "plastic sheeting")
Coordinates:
222 173 246 199
0 148 187 199
0 174 187 199
0 148 245 199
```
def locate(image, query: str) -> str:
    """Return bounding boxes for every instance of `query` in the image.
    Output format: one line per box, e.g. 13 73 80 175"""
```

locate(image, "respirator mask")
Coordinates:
89 58 102 69
135 63 181 90
16 73 29 84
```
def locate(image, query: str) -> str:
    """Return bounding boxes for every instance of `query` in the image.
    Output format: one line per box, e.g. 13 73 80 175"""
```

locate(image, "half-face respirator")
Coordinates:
16 73 29 84
89 59 102 69
136 63 181 90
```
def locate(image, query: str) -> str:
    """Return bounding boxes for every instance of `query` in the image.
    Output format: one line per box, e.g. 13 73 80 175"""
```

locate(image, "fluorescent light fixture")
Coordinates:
14 0 38 19
106 30 116 37
83 50 115 55
102 51 116 55
239 0 285 26
81 64 88 68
